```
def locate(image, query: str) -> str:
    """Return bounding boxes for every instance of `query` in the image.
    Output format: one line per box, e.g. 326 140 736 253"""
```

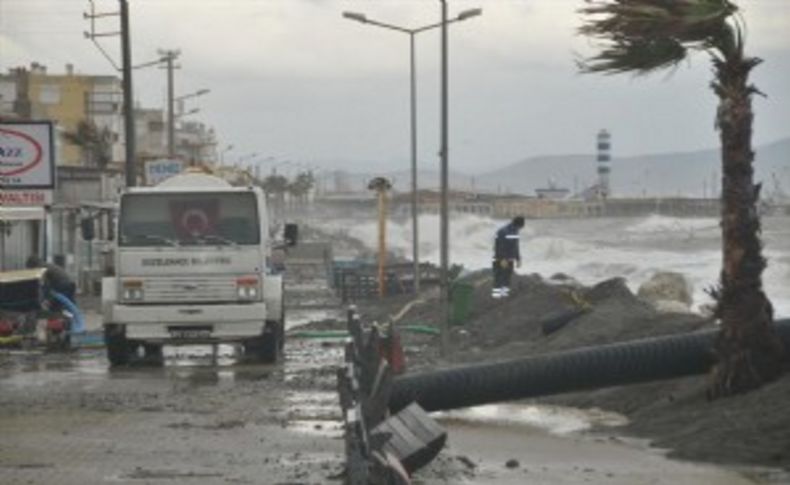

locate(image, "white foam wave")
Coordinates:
314 214 790 318
624 214 720 235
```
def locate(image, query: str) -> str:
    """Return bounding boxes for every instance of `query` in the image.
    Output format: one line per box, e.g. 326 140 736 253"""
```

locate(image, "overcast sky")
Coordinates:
1 0 789 174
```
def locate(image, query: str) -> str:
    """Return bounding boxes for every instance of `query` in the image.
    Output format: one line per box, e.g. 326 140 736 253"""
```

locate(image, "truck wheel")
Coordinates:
143 344 164 366
244 321 282 364
105 324 133 367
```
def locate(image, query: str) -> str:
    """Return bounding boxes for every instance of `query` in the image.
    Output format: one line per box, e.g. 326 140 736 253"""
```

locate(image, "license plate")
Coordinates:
168 326 213 339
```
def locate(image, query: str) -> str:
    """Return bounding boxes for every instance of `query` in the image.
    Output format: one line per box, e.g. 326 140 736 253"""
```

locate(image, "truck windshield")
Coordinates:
119 192 260 247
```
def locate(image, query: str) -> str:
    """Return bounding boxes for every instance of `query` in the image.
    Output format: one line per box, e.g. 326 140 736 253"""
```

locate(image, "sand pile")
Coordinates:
342 271 790 475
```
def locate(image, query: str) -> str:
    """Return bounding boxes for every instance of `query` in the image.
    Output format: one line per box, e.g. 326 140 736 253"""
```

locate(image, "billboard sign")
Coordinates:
145 158 184 186
0 121 56 190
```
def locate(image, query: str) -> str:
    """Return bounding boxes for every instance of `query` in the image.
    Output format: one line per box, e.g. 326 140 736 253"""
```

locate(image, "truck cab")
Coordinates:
102 171 286 365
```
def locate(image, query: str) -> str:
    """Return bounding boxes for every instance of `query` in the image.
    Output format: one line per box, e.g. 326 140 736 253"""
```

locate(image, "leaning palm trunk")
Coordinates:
709 53 785 397
577 0 785 398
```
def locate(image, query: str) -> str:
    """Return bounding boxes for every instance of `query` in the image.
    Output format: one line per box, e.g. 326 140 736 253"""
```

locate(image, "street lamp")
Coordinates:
176 88 210 101
174 107 200 119
169 87 209 158
439 0 449 355
342 6 481 294
175 88 210 112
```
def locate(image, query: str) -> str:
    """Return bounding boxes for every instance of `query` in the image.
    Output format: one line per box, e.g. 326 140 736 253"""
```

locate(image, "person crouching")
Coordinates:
492 216 525 299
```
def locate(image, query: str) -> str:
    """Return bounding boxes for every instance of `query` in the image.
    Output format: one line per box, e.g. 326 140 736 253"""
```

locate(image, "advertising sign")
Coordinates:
145 158 184 186
0 190 53 207
0 121 55 190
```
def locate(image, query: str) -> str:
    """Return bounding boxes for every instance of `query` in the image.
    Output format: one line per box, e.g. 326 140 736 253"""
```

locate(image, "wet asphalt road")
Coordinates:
0 336 346 485
0 306 774 485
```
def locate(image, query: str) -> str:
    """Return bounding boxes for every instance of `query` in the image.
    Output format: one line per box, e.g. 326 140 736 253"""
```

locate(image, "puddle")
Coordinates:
288 419 343 437
284 390 341 436
120 468 223 480
437 403 628 435
286 308 344 330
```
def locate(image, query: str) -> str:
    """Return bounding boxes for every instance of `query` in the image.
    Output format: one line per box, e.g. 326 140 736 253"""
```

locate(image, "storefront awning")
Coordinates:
0 206 46 222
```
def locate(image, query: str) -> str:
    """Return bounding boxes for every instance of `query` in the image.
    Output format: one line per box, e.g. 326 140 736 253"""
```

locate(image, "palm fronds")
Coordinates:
578 0 740 75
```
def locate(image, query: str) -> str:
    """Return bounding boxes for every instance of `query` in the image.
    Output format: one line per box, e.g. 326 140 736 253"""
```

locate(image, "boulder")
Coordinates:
637 272 693 312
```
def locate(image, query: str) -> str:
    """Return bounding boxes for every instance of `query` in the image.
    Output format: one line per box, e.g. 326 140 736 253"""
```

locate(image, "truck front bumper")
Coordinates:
110 303 267 342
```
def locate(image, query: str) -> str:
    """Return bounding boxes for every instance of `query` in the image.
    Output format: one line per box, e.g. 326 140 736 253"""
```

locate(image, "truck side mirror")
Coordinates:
284 223 298 247
81 218 95 241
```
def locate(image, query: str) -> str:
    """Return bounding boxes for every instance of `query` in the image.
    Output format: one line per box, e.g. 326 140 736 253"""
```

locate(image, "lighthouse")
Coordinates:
597 129 611 198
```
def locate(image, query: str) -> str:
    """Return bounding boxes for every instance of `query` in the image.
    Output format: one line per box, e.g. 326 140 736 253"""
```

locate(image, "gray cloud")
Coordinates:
1 0 788 174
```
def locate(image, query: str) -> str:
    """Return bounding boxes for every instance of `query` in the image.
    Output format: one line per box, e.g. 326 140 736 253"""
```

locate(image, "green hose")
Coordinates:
401 325 440 335
288 324 440 339
288 330 349 339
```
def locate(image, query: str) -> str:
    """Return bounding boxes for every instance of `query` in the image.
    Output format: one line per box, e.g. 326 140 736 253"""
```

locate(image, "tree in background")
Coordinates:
260 173 290 215
63 120 113 169
578 0 784 397
288 171 315 208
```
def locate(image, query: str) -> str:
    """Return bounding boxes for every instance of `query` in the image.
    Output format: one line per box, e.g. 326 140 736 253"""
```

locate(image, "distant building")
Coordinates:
177 120 217 165
0 63 123 167
0 62 219 169
135 108 167 161
535 180 571 199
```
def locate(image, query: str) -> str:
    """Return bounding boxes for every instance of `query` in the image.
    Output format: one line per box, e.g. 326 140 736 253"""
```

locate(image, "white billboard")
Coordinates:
145 158 184 186
0 121 55 190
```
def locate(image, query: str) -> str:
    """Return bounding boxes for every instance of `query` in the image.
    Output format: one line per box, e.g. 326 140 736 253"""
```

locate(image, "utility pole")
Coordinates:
120 0 136 187
439 0 450 356
84 0 136 186
158 49 181 159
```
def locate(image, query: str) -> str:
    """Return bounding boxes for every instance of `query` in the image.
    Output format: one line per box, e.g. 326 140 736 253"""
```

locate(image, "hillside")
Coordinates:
474 137 790 197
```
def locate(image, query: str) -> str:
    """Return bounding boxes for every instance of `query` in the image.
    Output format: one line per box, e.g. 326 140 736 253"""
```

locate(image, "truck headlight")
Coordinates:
122 280 144 301
236 277 259 301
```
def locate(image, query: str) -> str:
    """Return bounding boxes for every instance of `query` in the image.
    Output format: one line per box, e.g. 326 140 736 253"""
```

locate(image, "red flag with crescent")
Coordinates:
169 198 219 239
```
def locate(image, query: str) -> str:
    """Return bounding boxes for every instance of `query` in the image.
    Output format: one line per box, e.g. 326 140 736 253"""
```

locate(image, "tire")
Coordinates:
143 344 164 366
105 324 134 367
45 330 71 352
244 320 283 364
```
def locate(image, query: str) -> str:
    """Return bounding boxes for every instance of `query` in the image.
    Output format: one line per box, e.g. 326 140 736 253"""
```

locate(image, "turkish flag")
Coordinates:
169 198 220 239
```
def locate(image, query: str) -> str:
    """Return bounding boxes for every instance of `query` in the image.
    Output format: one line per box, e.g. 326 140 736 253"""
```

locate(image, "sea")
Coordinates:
320 213 790 318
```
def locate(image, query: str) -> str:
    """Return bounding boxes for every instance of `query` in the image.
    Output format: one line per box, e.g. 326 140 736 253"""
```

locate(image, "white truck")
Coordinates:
102 171 292 366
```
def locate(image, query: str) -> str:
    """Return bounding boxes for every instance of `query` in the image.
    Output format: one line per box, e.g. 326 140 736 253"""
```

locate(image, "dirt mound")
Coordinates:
338 272 790 474
375 272 710 365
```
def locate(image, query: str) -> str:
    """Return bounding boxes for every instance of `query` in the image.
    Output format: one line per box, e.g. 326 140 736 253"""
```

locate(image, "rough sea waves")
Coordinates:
317 213 790 318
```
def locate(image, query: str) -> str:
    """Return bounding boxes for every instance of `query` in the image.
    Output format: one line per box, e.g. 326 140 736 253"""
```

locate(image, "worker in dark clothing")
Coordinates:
492 216 525 298
25 255 77 308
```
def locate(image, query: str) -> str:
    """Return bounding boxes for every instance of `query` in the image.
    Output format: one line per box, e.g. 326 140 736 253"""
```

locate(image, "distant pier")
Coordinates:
312 191 790 220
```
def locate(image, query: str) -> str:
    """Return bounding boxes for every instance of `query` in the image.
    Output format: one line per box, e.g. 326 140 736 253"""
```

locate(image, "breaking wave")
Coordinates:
315 213 790 317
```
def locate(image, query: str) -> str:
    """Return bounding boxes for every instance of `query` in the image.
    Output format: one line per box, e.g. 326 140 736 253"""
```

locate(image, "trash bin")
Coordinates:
450 281 475 326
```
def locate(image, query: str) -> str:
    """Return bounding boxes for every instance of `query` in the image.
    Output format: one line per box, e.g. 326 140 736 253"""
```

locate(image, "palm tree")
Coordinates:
288 171 315 208
260 173 290 215
578 0 784 397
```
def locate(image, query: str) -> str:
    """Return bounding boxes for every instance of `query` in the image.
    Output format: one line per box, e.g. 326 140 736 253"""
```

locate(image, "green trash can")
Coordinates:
450 281 475 326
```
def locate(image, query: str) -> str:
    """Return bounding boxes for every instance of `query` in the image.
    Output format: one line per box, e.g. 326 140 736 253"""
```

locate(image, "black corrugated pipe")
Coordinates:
390 319 790 413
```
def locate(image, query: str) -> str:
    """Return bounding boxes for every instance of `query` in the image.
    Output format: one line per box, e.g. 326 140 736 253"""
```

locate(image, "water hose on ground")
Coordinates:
389 319 790 413
289 325 440 339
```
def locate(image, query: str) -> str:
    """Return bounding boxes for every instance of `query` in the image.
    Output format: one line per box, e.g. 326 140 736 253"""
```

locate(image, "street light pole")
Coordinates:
409 32 420 293
439 0 450 355
159 49 180 159
119 0 135 187
342 7 481 297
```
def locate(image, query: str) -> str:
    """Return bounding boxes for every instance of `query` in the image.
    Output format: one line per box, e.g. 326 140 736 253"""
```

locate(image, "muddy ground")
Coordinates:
2 235 789 484
0 313 771 485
